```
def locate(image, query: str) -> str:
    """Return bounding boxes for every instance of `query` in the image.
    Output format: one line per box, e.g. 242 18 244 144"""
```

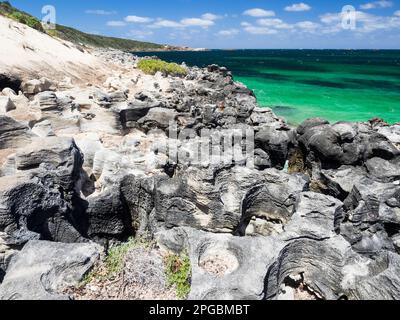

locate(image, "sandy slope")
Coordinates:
0 15 111 84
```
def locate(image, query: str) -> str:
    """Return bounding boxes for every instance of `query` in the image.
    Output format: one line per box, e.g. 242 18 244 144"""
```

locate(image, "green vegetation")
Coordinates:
164 252 192 299
0 1 44 32
0 1 163 51
137 59 188 77
83 237 152 284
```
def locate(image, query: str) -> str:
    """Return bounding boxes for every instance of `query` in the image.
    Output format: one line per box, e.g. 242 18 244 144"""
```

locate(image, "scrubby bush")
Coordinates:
137 59 187 77
164 252 192 299
6 10 44 31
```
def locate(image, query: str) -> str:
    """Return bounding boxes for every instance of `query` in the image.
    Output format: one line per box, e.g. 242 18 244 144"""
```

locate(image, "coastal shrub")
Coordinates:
164 252 192 299
137 59 187 77
6 11 44 31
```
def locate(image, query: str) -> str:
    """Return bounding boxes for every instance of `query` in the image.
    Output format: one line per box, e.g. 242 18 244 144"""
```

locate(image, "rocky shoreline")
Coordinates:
0 48 400 300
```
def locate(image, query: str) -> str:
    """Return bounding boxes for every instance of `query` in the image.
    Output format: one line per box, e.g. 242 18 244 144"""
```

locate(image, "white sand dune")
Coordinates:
0 15 111 84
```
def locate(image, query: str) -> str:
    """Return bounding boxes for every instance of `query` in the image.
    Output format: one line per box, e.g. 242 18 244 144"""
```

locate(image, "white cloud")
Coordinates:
285 3 311 12
181 18 215 27
128 30 154 39
360 1 393 10
217 28 239 36
150 19 184 28
296 21 320 32
243 8 275 17
257 18 293 29
242 22 278 35
320 10 400 33
201 13 222 21
124 15 153 23
86 9 116 15
394 10 400 16
106 20 127 27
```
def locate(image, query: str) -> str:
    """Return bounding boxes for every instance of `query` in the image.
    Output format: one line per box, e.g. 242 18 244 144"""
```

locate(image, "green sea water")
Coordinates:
135 50 400 125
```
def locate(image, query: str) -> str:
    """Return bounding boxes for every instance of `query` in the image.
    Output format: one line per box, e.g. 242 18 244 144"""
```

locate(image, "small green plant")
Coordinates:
165 252 192 299
82 237 152 285
137 59 188 77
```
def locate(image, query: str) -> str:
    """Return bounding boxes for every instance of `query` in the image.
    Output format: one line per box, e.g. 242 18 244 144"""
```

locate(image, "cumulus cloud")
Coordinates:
201 13 222 21
257 18 293 29
124 15 153 23
243 8 275 17
360 1 393 10
86 9 116 15
150 19 184 28
394 10 400 16
181 18 215 27
106 20 127 27
217 28 239 36
285 3 311 12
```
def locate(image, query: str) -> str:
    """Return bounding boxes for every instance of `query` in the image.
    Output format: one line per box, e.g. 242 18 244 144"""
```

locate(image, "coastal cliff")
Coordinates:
0 15 400 300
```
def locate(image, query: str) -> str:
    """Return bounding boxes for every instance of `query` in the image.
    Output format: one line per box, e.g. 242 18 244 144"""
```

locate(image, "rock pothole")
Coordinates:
198 246 239 277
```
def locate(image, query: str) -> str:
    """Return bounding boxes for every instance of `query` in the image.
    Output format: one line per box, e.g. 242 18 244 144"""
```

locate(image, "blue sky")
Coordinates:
11 0 400 48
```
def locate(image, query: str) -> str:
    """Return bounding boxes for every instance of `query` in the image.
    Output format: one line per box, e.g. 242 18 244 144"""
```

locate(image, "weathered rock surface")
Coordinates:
0 240 102 300
1 49 400 301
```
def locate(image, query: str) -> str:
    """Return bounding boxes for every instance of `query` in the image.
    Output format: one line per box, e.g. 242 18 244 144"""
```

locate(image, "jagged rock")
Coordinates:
239 170 309 236
365 157 400 183
153 167 308 235
13 137 83 192
34 91 59 112
320 166 367 200
297 119 399 170
281 192 344 241
120 175 157 236
0 116 33 149
255 127 294 169
86 187 133 240
157 227 284 300
31 120 55 137
0 240 102 300
377 125 400 145
0 97 16 114
340 178 400 255
0 173 86 244
137 107 177 132
265 236 400 300
21 78 54 95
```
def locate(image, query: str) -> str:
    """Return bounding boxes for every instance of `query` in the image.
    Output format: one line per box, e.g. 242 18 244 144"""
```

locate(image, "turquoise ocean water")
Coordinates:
135 50 400 125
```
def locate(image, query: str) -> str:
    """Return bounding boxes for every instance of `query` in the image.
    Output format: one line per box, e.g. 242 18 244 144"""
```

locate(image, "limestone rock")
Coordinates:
0 240 102 300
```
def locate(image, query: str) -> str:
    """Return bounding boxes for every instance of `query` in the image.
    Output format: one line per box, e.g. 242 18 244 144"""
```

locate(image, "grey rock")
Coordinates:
320 165 367 200
0 116 33 149
0 240 102 300
157 227 284 300
365 157 400 183
255 126 293 169
86 187 133 240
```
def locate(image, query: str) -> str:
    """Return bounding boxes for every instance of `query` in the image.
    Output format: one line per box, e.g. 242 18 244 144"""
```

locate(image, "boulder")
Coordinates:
255 126 294 169
21 78 55 95
0 240 102 300
0 97 16 114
